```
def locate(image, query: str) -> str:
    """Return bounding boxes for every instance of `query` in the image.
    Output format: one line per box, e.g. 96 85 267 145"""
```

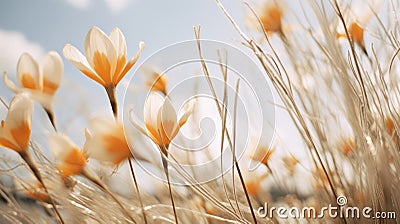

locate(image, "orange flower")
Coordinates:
340 138 355 156
143 92 194 150
50 134 87 178
241 165 268 196
245 0 285 36
0 93 33 153
63 26 144 88
63 26 144 117
282 155 298 176
15 178 50 202
140 66 168 95
386 117 396 136
3 52 63 128
250 146 275 166
336 0 383 54
260 1 283 35
337 21 367 53
84 117 132 165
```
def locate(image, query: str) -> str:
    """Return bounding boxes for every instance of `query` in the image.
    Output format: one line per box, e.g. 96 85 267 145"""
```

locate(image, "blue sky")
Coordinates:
0 0 244 71
0 0 249 119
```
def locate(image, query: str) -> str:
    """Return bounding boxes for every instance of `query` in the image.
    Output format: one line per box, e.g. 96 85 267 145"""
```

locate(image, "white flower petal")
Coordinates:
109 27 127 59
84 26 117 83
144 92 164 132
157 97 179 141
1 93 33 151
114 41 145 84
26 90 53 111
17 53 40 90
63 44 105 86
88 116 116 135
5 93 34 131
41 51 63 94
84 135 112 161
49 134 76 162
3 73 21 93
178 98 196 127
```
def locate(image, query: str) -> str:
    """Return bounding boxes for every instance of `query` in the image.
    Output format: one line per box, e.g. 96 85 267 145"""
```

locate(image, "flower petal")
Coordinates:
17 53 40 90
109 27 127 59
113 41 145 85
144 92 164 141
88 116 117 135
85 117 131 164
178 98 196 127
157 97 179 146
42 51 63 95
4 93 33 151
63 44 105 86
49 133 77 162
0 136 19 152
140 66 167 94
85 26 117 85
3 73 21 93
25 90 53 111
109 28 127 85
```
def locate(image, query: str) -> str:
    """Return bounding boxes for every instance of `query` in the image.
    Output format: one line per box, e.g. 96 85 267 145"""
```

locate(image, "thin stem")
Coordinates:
80 168 137 224
19 151 65 224
44 108 57 132
128 158 148 224
105 85 118 119
194 27 258 224
160 146 179 224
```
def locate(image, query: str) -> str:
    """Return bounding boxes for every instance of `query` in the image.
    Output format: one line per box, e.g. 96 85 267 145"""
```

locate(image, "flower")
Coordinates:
84 116 132 165
282 155 298 176
250 146 275 166
241 164 268 196
259 1 284 35
340 138 355 156
49 134 87 178
63 26 144 88
245 0 286 36
337 21 367 54
0 93 33 153
140 66 168 95
386 117 396 136
245 137 275 167
63 26 145 117
3 51 63 127
336 0 383 54
143 92 194 150
50 132 137 223
0 95 65 223
14 178 50 202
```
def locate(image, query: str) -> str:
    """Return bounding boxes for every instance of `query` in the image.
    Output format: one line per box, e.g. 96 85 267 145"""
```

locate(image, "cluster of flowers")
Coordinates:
0 26 195 223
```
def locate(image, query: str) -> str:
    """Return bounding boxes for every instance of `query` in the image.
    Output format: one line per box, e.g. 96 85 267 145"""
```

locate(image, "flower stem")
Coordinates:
160 150 179 224
19 151 65 224
128 158 148 224
44 108 57 132
105 85 118 118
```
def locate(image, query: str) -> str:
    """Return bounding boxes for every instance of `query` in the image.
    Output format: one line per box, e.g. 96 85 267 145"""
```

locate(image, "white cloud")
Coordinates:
0 29 45 73
65 0 91 9
104 0 132 12
64 0 134 12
